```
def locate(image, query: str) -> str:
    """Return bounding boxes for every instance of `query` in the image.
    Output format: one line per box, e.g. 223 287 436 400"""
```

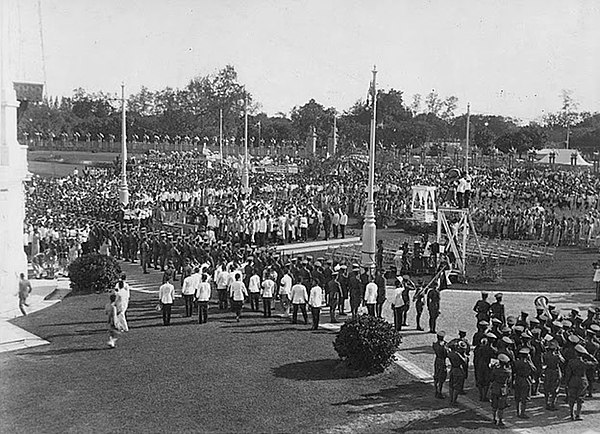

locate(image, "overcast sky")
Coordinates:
8 0 600 122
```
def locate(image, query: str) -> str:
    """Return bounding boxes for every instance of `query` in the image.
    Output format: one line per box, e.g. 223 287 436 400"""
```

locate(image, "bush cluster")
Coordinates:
333 315 402 374
67 254 122 294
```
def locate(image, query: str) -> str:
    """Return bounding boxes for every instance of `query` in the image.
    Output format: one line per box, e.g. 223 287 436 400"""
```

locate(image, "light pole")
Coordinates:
241 96 250 194
361 66 377 270
219 108 223 163
119 83 129 206
465 103 470 175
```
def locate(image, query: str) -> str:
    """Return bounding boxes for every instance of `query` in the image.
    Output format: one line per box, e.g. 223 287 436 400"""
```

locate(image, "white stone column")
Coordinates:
0 0 29 301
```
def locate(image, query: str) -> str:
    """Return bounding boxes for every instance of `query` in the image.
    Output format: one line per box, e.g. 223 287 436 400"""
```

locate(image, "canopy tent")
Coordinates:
536 148 592 166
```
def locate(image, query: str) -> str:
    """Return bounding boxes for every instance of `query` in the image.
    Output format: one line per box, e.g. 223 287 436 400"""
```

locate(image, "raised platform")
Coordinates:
274 237 361 256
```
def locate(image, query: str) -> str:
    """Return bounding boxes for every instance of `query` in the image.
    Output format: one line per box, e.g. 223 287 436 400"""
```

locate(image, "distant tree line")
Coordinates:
18 65 600 156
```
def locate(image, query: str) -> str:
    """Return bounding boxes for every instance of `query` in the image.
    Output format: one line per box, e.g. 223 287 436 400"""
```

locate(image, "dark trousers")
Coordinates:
292 303 308 324
162 303 172 325
376 302 384 318
141 254 148 272
400 305 409 325
250 293 260 311
340 224 346 238
183 294 194 317
263 297 272 317
366 303 376 316
198 301 208 323
429 310 438 332
218 289 228 309
310 306 321 329
394 307 403 331
332 225 339 238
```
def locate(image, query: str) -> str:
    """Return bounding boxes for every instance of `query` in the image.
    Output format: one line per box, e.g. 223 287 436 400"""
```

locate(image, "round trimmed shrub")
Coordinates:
333 315 402 374
67 254 122 294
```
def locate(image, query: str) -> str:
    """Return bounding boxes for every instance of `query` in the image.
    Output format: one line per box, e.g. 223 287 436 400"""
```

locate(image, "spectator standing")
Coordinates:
290 279 309 325
260 275 275 318
158 276 175 326
308 278 323 330
229 273 248 322
364 275 377 316
195 274 211 324
248 269 261 312
181 267 199 317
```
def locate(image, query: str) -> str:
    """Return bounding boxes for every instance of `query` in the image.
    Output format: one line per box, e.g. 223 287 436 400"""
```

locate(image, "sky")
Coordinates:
7 0 600 122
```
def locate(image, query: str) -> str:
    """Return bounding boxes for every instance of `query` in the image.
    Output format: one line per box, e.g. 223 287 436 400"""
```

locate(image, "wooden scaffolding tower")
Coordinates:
436 207 483 280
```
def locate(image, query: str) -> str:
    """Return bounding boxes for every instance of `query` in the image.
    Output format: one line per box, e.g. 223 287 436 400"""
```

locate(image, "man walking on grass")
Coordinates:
18 273 32 316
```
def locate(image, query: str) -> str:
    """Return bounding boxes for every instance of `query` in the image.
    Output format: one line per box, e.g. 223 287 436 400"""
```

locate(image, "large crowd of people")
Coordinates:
23 148 600 427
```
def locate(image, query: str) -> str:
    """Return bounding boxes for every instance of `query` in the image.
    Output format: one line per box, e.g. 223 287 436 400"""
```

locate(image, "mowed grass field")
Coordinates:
0 269 498 434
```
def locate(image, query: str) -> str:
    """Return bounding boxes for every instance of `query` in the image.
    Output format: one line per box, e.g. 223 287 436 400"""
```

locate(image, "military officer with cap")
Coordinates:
565 344 598 421
473 291 491 326
432 331 448 399
490 353 512 427
514 347 537 418
490 293 506 325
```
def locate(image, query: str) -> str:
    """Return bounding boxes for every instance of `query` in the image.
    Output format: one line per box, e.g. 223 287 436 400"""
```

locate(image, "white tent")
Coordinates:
536 148 592 166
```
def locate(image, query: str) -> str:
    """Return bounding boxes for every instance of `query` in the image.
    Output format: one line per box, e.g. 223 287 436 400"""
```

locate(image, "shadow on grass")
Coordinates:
395 408 493 432
24 346 108 356
273 358 370 381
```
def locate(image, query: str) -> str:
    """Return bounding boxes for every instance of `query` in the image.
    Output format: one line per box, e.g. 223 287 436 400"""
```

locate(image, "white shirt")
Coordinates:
340 213 348 225
182 273 199 295
308 285 323 307
392 286 404 307
248 274 261 293
195 281 211 301
216 269 229 289
290 284 308 304
229 281 248 301
280 274 293 296
159 282 175 304
261 279 275 298
364 282 378 304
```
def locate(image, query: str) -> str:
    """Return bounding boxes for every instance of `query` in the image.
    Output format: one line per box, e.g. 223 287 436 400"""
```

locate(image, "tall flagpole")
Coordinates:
219 108 223 163
119 83 129 205
241 96 249 194
332 113 337 156
465 103 470 175
361 66 377 269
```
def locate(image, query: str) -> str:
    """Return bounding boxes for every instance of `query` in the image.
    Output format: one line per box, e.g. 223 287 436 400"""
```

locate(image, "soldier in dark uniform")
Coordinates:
490 353 512 427
427 284 441 334
542 340 564 410
140 234 150 274
473 292 491 326
327 271 341 323
489 293 506 325
472 332 493 402
130 230 139 263
513 347 537 418
159 234 169 271
432 331 448 399
375 269 386 319
348 265 363 320
565 344 598 421
151 234 160 269
338 265 349 316
584 330 599 397
414 281 425 331
448 341 469 405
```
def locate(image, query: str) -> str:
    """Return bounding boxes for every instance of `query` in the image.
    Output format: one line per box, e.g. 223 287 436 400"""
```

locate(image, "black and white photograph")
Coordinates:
1 1 600 433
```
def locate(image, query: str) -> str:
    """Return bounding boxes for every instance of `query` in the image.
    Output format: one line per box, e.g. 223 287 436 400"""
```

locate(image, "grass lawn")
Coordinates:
0 279 499 434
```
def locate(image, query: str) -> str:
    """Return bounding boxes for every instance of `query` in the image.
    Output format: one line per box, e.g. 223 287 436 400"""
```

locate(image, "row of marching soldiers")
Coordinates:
434 292 600 427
